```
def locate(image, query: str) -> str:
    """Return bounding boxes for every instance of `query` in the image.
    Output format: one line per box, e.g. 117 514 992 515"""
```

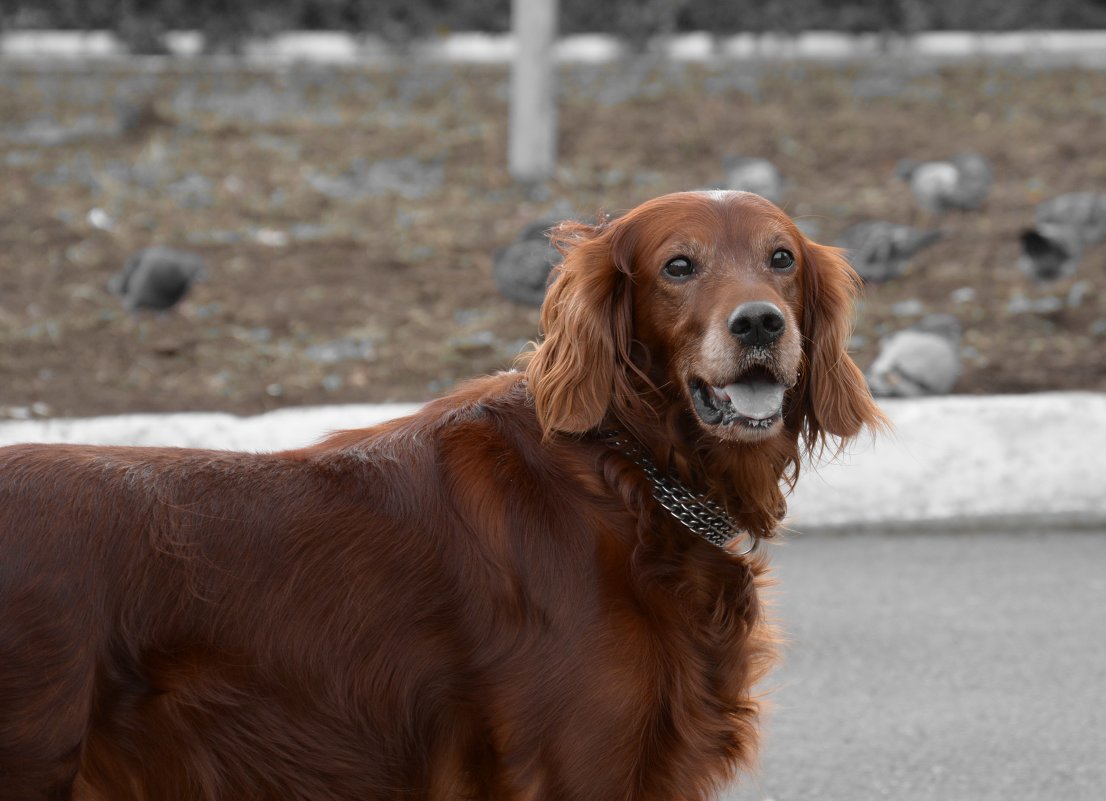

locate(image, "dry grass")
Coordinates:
1 58 1104 418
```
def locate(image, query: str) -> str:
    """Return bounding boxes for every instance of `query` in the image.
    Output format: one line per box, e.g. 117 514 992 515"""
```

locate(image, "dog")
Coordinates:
0 190 884 800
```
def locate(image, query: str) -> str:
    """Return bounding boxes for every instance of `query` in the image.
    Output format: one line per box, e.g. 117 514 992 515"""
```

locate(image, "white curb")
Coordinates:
785 392 1106 533
2 393 1103 534
3 30 1106 66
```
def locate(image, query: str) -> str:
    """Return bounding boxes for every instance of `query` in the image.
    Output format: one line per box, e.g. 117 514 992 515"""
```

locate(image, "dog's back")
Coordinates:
0 380 670 801
0 432 486 799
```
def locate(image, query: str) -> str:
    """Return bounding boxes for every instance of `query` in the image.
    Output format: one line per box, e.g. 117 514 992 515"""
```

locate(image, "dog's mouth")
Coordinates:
690 366 787 433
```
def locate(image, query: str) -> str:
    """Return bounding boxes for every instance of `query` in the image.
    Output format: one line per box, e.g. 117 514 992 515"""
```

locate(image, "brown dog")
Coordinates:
0 190 883 801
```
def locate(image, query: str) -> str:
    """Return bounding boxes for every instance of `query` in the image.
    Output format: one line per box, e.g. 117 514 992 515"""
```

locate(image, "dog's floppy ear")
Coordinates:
792 239 887 450
523 219 635 438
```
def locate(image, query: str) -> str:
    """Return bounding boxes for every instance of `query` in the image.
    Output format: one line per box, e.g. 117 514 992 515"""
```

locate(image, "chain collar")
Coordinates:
602 432 756 555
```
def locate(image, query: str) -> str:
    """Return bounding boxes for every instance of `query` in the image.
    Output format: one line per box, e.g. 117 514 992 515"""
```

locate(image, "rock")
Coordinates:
1018 192 1106 282
834 221 942 283
108 247 208 313
895 152 992 212
721 156 785 204
492 215 571 306
867 314 962 397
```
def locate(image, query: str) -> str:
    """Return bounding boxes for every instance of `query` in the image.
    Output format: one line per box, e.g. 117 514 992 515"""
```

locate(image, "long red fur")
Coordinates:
0 191 883 801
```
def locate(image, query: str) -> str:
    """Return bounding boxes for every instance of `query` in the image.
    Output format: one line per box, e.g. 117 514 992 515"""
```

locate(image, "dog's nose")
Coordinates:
729 301 786 346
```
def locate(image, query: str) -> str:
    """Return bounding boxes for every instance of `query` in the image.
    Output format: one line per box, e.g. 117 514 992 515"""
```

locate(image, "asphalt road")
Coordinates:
721 530 1106 801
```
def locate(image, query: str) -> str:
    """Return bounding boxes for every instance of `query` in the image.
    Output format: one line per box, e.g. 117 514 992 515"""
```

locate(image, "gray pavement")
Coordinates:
723 529 1106 801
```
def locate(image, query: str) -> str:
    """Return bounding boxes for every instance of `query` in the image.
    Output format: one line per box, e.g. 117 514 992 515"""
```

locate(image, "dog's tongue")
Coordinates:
721 381 784 421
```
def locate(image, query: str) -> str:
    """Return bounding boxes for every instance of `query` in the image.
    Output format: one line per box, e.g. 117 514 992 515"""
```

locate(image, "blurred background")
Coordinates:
2 0 1105 419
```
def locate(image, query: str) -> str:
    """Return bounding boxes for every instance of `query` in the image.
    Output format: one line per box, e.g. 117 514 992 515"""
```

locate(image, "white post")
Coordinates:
509 0 558 182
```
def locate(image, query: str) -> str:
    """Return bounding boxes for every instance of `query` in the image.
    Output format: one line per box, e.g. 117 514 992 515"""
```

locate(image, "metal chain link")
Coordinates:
603 432 755 554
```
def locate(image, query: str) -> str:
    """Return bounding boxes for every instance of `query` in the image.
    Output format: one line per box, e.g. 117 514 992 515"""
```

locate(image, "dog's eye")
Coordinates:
663 257 695 279
770 249 795 271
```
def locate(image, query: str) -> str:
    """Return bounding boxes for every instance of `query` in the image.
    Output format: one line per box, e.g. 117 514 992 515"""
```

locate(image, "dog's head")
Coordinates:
524 190 884 455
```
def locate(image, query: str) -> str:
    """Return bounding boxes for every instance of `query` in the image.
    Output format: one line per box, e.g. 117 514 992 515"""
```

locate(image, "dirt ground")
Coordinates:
1 57 1104 419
